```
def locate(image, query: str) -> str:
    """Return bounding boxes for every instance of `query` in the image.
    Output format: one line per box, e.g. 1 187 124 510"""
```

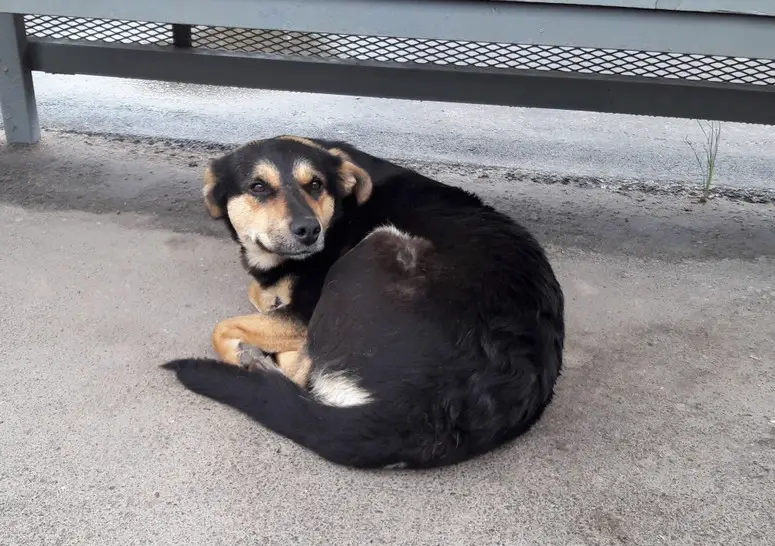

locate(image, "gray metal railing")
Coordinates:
2 0 774 144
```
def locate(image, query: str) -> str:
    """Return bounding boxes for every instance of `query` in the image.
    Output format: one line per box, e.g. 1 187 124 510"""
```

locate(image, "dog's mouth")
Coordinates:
250 234 322 260
277 249 315 259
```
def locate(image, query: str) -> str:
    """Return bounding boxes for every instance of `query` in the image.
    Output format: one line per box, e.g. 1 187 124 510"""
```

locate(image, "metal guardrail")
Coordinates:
2 1 775 144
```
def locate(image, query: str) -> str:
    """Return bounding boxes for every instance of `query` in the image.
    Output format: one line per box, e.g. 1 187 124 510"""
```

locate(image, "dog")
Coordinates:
164 136 565 469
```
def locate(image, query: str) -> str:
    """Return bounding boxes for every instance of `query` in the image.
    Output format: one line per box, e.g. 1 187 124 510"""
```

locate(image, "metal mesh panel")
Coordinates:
26 15 171 46
24 16 775 86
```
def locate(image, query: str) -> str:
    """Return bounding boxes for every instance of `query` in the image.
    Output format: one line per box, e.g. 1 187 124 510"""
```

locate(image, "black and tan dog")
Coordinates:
164 136 565 469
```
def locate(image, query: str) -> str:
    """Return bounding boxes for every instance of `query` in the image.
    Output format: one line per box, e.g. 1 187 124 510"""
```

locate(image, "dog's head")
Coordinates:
202 136 372 271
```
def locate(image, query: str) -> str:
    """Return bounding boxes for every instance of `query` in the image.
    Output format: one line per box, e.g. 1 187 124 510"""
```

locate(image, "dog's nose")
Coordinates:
290 218 321 245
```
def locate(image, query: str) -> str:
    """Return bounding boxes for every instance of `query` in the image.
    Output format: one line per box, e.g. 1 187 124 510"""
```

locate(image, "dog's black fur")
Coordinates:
165 139 565 469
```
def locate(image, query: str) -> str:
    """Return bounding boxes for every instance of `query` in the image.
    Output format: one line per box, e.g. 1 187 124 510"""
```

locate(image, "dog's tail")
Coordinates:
162 359 402 468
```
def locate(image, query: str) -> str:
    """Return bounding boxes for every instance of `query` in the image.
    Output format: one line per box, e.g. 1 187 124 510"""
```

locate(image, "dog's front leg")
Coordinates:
247 278 293 314
211 313 306 371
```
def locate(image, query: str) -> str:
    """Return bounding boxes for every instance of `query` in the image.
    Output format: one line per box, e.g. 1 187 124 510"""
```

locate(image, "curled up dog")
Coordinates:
164 136 565 469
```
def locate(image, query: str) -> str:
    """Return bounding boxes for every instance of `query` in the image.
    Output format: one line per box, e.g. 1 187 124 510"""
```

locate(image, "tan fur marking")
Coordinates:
292 159 321 186
252 161 282 190
291 159 336 231
278 135 326 151
338 161 373 205
327 147 352 162
305 191 335 231
275 347 313 387
328 147 372 203
211 313 306 367
227 194 288 245
248 277 294 314
202 165 223 218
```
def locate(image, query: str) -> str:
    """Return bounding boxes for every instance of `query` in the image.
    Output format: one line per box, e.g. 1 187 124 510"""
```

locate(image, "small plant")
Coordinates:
686 120 722 203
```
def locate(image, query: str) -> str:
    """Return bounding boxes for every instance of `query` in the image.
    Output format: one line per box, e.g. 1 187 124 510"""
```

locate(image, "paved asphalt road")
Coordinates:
17 73 775 191
1 125 774 545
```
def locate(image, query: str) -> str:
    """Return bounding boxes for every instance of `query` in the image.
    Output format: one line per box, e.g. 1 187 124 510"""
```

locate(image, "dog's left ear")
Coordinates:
203 157 229 218
330 149 372 205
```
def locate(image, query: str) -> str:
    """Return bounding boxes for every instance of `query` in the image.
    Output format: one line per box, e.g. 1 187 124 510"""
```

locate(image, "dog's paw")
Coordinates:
248 280 291 314
237 343 275 371
267 295 288 312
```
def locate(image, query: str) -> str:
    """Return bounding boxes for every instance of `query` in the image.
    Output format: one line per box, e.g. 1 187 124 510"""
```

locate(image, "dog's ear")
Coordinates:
202 157 229 218
330 149 372 205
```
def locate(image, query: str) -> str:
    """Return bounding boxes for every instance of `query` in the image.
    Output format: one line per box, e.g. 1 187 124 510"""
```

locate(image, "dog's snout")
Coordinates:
290 218 321 246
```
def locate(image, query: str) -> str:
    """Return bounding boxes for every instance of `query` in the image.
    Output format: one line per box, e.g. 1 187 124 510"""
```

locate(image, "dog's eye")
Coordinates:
309 177 323 191
250 180 268 194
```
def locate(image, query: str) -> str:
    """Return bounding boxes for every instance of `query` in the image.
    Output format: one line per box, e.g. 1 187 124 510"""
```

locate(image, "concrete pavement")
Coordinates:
1 132 774 545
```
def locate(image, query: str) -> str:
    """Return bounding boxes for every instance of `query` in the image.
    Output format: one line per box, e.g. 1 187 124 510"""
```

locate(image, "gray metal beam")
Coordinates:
9 0 775 17
27 38 775 125
499 0 775 17
0 13 40 144
3 0 775 58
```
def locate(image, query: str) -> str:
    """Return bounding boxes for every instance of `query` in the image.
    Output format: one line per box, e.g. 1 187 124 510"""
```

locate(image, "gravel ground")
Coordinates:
10 73 775 192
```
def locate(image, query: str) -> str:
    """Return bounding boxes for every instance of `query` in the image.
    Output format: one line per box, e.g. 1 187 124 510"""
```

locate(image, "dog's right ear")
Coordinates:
329 148 373 205
203 157 228 219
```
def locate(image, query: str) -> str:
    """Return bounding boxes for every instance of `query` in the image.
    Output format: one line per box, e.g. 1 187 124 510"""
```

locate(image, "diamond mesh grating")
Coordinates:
25 15 775 86
25 15 171 46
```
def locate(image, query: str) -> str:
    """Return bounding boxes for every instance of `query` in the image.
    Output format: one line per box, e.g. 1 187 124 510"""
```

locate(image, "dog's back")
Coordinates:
303 179 564 466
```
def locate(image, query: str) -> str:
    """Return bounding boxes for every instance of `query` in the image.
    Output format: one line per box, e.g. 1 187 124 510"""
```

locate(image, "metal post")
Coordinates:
172 24 192 48
0 13 40 145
